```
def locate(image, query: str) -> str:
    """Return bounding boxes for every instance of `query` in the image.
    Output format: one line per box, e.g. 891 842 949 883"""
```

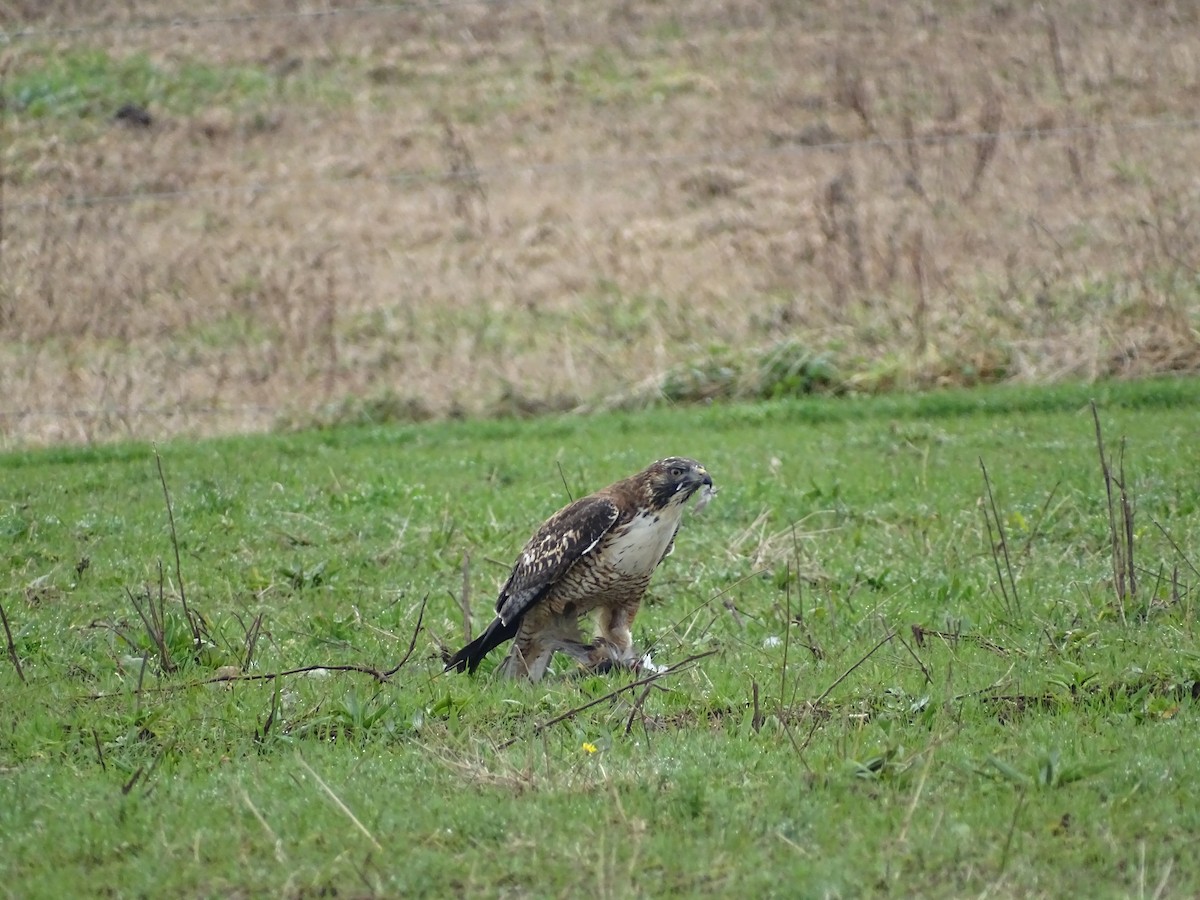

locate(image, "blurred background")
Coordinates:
2 0 1198 446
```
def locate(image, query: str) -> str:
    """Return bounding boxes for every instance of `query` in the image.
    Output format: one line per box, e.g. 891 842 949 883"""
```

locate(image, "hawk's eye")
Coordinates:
670 466 685 479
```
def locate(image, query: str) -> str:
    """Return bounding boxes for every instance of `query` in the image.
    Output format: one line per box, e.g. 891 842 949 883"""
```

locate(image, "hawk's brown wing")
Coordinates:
495 495 620 626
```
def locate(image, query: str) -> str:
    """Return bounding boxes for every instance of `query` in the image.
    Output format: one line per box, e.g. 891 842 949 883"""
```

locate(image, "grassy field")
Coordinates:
3 1 1200 445
2 377 1199 897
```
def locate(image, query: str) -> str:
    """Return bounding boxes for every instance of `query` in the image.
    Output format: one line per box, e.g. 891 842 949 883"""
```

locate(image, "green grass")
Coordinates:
3 48 278 120
2 378 1199 897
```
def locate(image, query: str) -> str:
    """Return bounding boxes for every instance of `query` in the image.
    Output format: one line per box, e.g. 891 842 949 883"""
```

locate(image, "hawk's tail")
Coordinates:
444 616 518 675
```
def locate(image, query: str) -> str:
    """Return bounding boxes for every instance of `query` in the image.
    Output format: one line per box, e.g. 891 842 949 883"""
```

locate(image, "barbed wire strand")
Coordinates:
8 116 1200 214
0 0 520 43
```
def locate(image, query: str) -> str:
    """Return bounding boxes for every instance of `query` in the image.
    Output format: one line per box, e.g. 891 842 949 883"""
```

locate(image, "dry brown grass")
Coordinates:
3 1 1200 445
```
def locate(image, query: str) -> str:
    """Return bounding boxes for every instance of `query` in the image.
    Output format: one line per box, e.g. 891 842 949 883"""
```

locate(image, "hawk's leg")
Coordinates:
591 604 663 673
541 613 595 667
498 642 553 680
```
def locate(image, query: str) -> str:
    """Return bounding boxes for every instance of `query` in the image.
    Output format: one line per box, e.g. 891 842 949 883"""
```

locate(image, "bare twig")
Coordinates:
223 594 427 684
792 629 899 756
499 649 718 749
1118 440 1137 601
788 525 825 661
230 597 427 684
1152 518 1200 580
122 767 144 795
556 460 574 503
622 680 660 736
125 580 174 673
979 493 1007 615
153 445 204 648
894 628 933 686
241 612 265 671
812 629 896 708
1019 479 1061 560
0 595 25 684
780 563 793 723
387 593 429 676
911 624 1015 657
980 458 1022 618
257 680 280 743
777 554 813 769
459 552 472 644
91 728 106 770
648 568 769 656
135 651 150 694
1092 402 1134 619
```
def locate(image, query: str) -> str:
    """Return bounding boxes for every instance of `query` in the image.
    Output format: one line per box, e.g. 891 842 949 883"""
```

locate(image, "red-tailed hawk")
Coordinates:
445 457 715 681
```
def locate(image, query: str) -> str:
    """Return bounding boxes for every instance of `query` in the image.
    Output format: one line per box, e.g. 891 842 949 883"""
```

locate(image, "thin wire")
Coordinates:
8 116 1200 214
0 0 519 43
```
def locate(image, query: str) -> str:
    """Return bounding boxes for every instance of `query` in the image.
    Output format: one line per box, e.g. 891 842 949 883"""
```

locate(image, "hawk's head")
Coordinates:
642 457 714 510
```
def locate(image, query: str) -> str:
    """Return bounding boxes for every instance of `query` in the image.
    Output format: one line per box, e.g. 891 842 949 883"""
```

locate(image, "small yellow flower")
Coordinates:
582 742 598 755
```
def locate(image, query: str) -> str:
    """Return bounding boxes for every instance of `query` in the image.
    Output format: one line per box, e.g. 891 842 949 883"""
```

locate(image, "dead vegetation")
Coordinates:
2 1 1200 445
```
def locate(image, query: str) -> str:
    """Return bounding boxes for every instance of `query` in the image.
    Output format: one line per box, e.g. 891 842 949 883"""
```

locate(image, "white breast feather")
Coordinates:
608 509 682 576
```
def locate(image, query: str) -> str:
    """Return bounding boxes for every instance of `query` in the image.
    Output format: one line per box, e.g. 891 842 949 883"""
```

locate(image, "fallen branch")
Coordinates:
203 593 428 686
82 595 427 699
911 624 1017 657
498 649 718 749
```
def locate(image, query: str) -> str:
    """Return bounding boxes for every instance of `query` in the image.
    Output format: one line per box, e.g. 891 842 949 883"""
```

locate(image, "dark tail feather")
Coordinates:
445 616 518 674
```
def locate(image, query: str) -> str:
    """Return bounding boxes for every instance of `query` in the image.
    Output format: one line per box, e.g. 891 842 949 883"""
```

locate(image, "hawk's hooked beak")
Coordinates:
691 466 716 513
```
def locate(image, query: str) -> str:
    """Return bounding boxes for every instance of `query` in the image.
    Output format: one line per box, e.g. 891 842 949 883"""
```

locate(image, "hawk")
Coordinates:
445 457 715 681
